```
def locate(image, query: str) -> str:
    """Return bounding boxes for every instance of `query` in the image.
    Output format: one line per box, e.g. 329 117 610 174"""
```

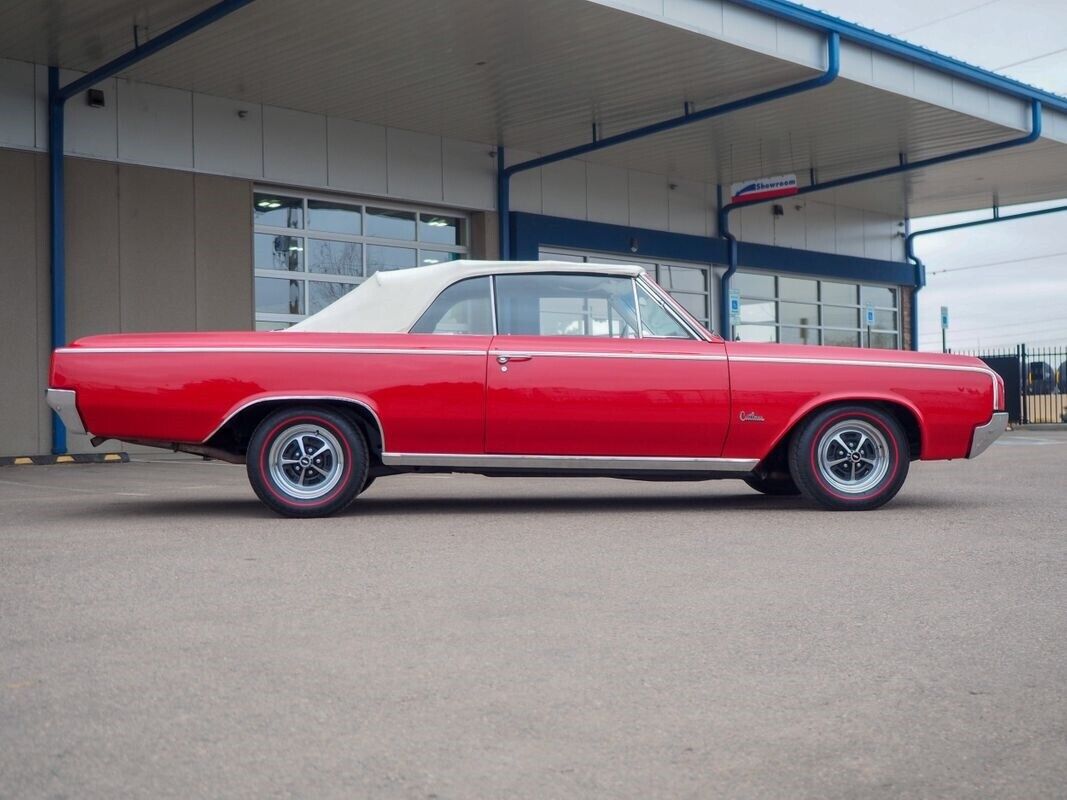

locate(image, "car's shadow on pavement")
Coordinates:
91 490 958 519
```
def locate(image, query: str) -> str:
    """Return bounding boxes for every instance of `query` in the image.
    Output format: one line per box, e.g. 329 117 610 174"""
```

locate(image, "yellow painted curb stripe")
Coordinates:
56 455 74 463
14 457 33 465
103 453 121 462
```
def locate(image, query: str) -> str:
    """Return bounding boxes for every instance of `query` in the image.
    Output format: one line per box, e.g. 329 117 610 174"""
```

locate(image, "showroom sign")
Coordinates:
730 174 798 203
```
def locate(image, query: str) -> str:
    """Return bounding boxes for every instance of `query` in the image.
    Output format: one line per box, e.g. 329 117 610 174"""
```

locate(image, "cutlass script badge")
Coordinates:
739 411 765 422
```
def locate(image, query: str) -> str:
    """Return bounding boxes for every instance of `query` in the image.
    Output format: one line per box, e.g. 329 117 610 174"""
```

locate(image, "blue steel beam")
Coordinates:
905 201 1067 351
496 32 842 260
47 0 254 454
718 100 1043 342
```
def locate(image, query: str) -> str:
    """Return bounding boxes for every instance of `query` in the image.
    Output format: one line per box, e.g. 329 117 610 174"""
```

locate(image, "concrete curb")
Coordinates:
0 453 129 466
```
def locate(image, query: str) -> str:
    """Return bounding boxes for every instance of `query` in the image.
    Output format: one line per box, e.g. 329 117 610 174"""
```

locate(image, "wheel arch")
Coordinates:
761 394 925 470
203 394 385 463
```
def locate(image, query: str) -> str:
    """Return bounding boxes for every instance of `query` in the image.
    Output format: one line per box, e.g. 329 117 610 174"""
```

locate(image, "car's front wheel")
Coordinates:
789 405 909 511
246 406 368 518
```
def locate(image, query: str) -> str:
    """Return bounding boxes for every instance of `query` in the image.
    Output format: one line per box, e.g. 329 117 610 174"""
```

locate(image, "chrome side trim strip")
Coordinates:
45 388 88 435
55 347 486 357
381 452 758 472
61 345 726 362
968 412 1008 459
202 394 386 448
729 355 1001 409
489 350 727 362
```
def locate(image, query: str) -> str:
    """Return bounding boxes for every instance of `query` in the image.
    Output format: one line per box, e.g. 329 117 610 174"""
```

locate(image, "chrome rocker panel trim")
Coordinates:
45 388 88 435
381 452 758 473
968 412 1008 459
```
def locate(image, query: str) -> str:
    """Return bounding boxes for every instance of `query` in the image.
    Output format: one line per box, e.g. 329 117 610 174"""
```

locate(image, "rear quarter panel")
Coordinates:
722 344 997 461
50 332 490 454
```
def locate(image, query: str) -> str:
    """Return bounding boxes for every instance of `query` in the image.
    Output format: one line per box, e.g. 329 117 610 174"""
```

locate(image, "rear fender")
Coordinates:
206 392 386 451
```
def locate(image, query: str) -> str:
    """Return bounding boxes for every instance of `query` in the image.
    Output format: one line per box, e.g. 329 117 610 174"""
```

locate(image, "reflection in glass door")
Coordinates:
538 249 713 333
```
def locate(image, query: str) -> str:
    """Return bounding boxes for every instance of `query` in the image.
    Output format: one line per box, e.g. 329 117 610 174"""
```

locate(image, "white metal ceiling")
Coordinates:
2 0 1065 218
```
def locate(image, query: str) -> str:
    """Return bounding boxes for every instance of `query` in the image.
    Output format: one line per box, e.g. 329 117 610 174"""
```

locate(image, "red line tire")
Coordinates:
788 404 910 511
246 406 368 518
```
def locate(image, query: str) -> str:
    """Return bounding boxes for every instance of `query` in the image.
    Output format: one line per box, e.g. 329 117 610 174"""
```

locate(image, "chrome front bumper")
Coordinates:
968 412 1008 459
46 389 88 435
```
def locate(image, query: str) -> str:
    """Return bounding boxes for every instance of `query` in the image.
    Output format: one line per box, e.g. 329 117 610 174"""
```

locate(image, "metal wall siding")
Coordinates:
262 106 328 187
192 93 263 178
0 57 34 147
117 79 193 169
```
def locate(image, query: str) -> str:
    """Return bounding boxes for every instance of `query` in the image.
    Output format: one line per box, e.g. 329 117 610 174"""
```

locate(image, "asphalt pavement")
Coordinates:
1 432 1065 799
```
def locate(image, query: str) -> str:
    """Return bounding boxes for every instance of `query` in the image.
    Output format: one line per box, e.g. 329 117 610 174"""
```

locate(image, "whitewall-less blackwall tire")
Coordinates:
246 407 368 518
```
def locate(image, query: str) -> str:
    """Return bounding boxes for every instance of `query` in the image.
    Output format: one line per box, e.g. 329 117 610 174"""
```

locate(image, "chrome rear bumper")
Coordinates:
968 412 1008 459
45 389 88 435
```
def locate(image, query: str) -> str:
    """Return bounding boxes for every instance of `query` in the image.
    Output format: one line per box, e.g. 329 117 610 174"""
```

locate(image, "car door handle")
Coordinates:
496 354 533 364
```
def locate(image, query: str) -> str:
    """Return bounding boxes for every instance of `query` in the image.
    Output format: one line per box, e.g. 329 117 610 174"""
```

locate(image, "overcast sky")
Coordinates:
796 0 1067 352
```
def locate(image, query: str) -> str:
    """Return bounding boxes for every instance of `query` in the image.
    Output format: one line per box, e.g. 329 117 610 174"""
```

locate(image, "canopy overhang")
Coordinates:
2 0 1066 218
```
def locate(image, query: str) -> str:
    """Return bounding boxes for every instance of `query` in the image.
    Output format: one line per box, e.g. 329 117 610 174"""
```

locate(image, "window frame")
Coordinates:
490 272 644 339
409 276 496 336
539 247 714 333
410 272 701 341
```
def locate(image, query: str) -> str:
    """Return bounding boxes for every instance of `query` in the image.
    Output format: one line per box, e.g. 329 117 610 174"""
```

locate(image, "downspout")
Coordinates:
496 32 842 260
47 68 65 454
719 99 1043 340
905 199 1067 351
47 0 255 454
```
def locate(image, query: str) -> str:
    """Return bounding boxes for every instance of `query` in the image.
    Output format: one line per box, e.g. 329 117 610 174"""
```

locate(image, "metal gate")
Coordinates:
969 346 1067 425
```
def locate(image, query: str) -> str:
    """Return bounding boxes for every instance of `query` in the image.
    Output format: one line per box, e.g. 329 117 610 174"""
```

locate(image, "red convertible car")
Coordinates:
47 261 1006 517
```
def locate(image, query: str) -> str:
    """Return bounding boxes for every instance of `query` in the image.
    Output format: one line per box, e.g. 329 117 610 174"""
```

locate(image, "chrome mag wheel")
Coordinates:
267 423 345 500
815 419 890 495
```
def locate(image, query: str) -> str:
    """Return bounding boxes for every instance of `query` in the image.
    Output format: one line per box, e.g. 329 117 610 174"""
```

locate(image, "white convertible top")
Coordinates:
287 260 647 333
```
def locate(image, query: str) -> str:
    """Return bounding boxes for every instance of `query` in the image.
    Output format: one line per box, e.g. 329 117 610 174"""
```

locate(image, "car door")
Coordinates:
485 272 731 458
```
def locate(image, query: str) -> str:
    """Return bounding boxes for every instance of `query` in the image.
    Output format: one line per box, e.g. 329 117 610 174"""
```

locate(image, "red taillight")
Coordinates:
995 373 1006 411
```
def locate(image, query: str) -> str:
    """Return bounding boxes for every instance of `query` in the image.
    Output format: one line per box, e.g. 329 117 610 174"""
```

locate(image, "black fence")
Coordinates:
957 345 1067 425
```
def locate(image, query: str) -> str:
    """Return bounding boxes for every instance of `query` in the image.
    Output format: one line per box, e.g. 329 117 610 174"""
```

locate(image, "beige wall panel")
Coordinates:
194 174 252 330
66 158 121 340
118 164 197 332
0 149 41 455
469 211 498 261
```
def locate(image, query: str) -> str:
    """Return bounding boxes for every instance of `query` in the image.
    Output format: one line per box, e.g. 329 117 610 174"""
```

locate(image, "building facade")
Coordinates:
3 0 1067 456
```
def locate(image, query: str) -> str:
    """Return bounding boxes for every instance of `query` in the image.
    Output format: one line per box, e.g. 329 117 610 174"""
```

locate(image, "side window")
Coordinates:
494 274 638 337
410 277 493 334
636 282 692 338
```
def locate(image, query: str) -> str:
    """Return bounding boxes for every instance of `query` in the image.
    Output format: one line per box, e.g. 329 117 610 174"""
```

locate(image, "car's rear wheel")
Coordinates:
246 406 368 518
743 474 801 496
789 405 909 511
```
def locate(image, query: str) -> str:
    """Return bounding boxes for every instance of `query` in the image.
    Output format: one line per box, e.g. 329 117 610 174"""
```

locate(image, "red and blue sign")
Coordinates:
730 174 798 203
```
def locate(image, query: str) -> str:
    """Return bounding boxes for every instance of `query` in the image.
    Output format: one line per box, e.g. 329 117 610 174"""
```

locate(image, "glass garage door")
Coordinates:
253 189 469 330
733 271 901 349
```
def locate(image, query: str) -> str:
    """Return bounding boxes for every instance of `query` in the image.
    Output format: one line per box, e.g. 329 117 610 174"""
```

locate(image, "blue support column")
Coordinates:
48 67 66 454
46 0 255 453
497 146 510 260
